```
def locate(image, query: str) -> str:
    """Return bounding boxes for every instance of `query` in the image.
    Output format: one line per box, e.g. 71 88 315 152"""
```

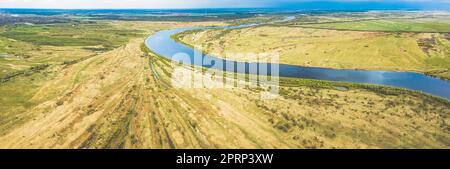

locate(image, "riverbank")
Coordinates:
141 49 450 148
148 25 450 99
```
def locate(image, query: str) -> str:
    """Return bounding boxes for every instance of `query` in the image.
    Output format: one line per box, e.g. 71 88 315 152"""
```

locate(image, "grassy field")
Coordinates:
0 22 145 78
297 19 450 33
0 24 137 46
176 23 450 79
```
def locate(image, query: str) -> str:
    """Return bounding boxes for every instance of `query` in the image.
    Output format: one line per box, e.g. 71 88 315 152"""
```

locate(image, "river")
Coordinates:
145 22 450 100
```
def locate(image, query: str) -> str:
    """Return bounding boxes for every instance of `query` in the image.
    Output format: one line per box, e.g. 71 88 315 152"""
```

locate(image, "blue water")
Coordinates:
145 26 450 100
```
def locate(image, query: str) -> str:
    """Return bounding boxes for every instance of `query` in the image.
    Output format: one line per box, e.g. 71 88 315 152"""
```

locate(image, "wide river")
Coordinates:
145 25 450 100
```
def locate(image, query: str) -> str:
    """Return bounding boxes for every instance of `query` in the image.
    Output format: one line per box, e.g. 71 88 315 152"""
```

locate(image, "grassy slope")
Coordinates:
0 22 143 77
299 19 450 33
0 23 142 47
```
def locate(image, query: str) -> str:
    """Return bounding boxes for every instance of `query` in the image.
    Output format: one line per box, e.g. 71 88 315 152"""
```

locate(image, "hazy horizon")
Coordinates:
0 0 449 10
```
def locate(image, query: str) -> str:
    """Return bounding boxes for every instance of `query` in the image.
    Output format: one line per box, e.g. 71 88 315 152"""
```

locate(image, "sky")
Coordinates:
0 0 449 9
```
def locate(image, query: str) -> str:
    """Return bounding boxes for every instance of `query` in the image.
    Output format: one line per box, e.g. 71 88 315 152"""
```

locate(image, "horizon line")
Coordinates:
0 7 430 11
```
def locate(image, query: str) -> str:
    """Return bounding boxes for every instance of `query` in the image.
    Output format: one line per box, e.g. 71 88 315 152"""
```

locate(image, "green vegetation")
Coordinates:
279 77 450 104
298 19 450 33
0 64 49 83
0 22 144 78
140 42 151 54
227 15 284 25
0 23 142 48
0 64 57 134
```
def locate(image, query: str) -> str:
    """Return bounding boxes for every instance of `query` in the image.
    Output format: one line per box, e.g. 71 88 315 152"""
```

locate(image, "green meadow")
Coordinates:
299 19 450 32
0 22 144 78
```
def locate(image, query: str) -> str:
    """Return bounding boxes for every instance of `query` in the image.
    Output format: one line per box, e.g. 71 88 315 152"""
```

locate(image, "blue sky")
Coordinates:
0 0 449 9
